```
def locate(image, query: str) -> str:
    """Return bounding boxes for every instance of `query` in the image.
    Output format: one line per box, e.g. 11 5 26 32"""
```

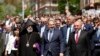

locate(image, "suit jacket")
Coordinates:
84 24 93 31
60 25 67 40
60 25 73 44
91 29 100 50
68 30 91 56
41 28 64 56
1 32 12 48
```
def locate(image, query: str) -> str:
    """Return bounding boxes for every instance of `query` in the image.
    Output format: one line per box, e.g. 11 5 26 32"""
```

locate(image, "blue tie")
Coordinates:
49 30 53 41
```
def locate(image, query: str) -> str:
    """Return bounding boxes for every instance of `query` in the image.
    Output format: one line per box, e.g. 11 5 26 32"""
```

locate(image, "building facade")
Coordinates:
80 0 100 9
32 0 59 16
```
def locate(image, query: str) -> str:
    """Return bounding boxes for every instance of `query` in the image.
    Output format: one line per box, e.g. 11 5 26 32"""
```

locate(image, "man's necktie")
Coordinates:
75 32 79 44
49 30 53 41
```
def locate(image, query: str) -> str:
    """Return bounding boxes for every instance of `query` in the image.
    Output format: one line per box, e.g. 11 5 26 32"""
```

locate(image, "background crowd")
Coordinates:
0 10 100 56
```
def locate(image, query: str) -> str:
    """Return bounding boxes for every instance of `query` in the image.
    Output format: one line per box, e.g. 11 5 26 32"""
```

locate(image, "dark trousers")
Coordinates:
64 46 70 56
46 51 53 56
93 49 100 56
8 50 18 56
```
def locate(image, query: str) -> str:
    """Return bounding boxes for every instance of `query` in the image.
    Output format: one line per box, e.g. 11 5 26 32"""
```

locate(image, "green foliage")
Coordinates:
25 8 31 16
0 4 5 20
5 4 16 15
0 1 33 19
0 4 17 20
58 0 80 15
58 0 67 14
68 0 80 15
15 1 22 15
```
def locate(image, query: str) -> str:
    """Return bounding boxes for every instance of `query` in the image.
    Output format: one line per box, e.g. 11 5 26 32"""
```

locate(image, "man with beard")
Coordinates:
39 17 48 38
41 19 64 56
19 19 41 56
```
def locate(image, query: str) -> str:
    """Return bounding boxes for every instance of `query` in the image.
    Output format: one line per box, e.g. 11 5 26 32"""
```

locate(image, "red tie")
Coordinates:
75 32 79 44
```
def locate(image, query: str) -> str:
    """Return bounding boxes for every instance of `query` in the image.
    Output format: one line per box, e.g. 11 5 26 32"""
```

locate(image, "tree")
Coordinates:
3 4 16 16
58 0 67 14
0 4 5 19
58 0 80 15
0 4 16 20
68 0 80 15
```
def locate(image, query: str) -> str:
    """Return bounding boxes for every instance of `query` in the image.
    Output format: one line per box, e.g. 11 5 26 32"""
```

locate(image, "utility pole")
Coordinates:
22 0 25 19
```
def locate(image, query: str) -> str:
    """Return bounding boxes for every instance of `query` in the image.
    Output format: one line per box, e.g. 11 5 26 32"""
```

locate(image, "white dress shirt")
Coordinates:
40 25 46 38
66 25 74 43
5 32 12 46
66 27 71 43
5 19 12 27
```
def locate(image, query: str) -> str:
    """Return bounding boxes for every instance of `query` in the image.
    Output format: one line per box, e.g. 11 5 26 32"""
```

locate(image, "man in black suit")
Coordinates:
68 19 90 56
91 19 100 56
41 19 64 56
60 16 74 56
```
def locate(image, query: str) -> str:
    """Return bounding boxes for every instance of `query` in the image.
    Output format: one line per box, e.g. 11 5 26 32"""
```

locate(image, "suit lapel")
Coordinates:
44 30 49 42
73 30 84 44
63 26 68 38
72 32 77 44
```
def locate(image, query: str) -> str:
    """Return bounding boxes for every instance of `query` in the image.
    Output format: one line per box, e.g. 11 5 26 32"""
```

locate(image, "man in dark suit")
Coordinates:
41 19 64 56
19 19 41 56
68 19 91 56
39 17 48 38
91 19 100 56
60 16 74 56
82 18 93 31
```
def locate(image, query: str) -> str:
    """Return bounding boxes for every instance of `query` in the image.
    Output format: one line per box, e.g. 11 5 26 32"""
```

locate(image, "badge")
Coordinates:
26 42 29 47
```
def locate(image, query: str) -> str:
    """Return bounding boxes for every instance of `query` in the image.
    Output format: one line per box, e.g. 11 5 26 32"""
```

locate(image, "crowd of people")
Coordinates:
0 12 100 56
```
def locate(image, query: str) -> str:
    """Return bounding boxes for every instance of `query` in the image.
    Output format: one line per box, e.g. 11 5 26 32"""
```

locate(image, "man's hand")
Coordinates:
5 51 8 56
33 44 36 48
41 54 43 56
60 53 64 56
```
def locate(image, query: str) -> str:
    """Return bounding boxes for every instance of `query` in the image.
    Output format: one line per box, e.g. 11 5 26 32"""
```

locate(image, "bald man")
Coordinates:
68 19 91 56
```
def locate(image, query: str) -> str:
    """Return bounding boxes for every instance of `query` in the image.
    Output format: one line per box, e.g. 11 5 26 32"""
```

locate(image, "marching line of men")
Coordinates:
0 15 100 56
